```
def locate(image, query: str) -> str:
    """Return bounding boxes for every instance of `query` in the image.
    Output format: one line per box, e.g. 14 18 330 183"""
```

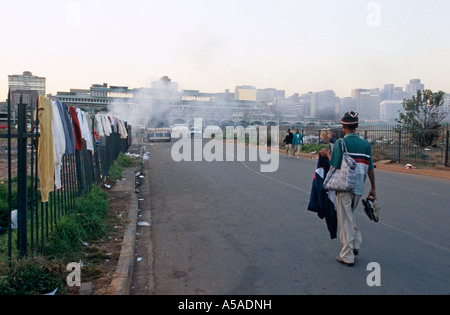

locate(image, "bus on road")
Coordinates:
148 128 172 142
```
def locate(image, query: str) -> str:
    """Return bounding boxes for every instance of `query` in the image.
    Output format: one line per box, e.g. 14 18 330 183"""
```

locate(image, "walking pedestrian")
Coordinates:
283 129 294 157
292 129 303 158
320 111 376 267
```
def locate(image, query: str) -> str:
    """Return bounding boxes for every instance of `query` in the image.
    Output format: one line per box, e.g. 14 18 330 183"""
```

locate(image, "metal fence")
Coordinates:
359 125 449 166
0 94 131 262
279 124 450 166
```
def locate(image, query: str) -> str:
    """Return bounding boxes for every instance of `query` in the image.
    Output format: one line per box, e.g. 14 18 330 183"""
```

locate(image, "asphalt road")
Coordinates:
138 139 450 295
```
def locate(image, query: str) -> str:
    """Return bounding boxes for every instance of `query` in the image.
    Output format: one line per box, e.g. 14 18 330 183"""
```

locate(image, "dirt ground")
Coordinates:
373 160 450 180
64 185 130 295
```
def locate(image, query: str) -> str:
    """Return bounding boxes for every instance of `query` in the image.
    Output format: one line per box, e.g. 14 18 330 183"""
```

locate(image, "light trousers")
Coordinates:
285 144 292 156
336 191 362 264
292 145 301 156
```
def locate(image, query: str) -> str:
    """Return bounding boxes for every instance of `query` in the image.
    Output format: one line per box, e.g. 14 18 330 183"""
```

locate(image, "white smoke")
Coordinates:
107 84 177 128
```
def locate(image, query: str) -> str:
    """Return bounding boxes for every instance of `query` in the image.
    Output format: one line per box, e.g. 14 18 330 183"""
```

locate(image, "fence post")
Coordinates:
445 130 449 167
397 129 402 163
75 150 84 195
17 97 28 258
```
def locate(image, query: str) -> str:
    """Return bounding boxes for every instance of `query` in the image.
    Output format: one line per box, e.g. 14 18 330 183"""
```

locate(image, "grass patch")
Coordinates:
42 186 109 260
107 153 140 182
0 185 111 295
301 143 329 154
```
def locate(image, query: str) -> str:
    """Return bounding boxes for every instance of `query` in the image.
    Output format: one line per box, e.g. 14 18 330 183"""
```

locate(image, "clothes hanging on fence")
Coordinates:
56 101 76 156
102 115 112 136
38 96 55 203
81 110 94 152
51 100 66 190
118 119 128 139
69 106 83 151
76 109 94 152
95 113 105 137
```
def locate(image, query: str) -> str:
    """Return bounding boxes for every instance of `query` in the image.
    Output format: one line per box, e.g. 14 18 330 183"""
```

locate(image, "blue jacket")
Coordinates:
292 133 303 145
307 154 337 239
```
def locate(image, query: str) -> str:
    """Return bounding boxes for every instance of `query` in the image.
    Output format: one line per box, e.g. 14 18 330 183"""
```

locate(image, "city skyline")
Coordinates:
1 0 449 101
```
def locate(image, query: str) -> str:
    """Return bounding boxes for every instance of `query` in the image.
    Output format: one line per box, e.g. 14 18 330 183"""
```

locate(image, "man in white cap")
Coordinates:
320 111 376 267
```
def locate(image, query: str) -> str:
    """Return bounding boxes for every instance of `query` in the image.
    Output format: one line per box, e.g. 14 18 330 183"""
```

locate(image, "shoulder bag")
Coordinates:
323 139 357 192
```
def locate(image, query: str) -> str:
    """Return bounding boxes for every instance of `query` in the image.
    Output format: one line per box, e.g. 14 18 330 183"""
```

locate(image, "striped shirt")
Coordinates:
329 133 374 195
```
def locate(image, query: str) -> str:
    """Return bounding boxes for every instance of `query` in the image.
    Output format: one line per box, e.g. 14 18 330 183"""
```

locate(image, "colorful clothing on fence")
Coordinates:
51 100 66 190
56 101 76 156
38 96 55 203
69 106 83 151
77 109 94 152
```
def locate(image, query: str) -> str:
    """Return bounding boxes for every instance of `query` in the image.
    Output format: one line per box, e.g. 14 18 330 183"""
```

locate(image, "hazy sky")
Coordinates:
1 0 449 101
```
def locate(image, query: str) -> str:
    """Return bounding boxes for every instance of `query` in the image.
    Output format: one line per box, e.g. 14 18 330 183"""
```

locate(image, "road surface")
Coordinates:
131 139 450 295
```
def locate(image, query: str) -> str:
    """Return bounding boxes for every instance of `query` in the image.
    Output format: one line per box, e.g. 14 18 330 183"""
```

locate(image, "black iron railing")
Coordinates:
285 125 449 166
0 92 131 262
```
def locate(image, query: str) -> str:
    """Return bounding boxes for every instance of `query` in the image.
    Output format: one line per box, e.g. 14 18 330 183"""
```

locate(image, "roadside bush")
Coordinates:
0 257 64 295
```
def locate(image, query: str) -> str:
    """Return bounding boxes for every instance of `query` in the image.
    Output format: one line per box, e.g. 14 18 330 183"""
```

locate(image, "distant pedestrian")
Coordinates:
283 129 294 157
292 129 303 158
320 111 376 267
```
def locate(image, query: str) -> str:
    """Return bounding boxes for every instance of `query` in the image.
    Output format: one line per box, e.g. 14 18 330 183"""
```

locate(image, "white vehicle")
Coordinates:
148 128 172 142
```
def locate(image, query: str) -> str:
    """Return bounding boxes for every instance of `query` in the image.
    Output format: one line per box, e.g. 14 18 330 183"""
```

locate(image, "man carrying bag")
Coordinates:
320 111 376 267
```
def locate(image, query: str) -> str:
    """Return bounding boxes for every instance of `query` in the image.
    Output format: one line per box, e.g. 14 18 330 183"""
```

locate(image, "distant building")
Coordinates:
256 88 286 114
299 92 313 117
382 80 423 102
7 71 45 123
150 76 179 100
56 79 264 128
215 89 234 101
310 90 336 119
335 97 357 119
379 100 404 122
406 79 424 94
8 71 46 96
235 85 257 101
56 83 124 112
443 93 450 121
352 88 381 121
278 94 301 116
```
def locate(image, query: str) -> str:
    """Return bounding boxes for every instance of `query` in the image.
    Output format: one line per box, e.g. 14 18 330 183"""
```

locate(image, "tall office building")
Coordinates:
335 97 357 119
379 100 404 121
8 71 46 96
310 90 336 119
406 79 424 94
352 88 381 121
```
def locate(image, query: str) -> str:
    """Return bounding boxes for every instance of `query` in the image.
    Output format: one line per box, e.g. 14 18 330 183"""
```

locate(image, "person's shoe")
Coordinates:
362 198 380 222
336 256 354 267
353 249 359 256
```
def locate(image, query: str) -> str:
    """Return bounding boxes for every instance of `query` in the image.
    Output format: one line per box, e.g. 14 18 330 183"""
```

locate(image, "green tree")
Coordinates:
396 89 448 146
